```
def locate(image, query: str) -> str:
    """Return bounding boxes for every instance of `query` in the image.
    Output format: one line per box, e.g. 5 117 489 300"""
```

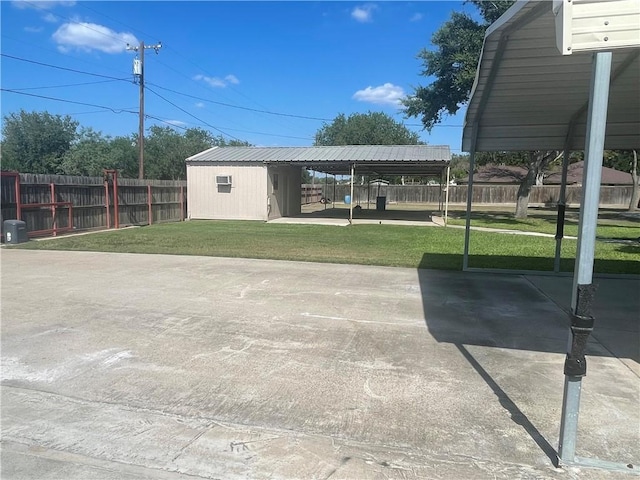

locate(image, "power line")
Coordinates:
144 114 314 141
406 123 463 128
1 89 137 115
1 33 132 77
3 53 329 124
5 78 128 91
1 86 308 141
75 3 301 131
78 3 158 41
0 53 131 82
20 0 131 47
67 110 135 116
145 86 241 141
146 82 331 121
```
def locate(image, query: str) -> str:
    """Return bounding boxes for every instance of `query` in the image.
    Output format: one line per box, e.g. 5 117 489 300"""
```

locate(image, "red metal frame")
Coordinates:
21 201 73 237
50 183 57 236
104 180 111 229
1 172 22 220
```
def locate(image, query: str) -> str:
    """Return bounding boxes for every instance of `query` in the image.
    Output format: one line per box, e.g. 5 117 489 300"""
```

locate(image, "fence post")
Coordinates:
16 174 22 221
148 184 152 225
104 178 111 229
180 186 184 221
50 183 57 236
113 171 119 229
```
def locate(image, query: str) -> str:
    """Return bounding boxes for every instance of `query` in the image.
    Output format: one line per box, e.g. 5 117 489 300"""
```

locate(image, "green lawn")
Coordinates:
13 220 640 274
446 207 639 240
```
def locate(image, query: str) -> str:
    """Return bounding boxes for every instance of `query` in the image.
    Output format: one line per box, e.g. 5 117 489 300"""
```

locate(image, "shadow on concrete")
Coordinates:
416 266 571 355
416 258 639 359
417 259 639 466
300 204 437 223
456 344 560 467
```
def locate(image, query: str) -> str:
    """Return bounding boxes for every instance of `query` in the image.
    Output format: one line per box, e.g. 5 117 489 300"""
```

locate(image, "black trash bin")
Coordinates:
3 220 28 244
376 196 386 212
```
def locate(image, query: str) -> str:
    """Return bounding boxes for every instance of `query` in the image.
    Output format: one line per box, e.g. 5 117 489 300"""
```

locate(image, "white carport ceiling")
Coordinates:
462 0 640 152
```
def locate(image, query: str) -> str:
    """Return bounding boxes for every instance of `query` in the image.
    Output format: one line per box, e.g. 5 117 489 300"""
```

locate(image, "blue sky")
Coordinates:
1 1 474 152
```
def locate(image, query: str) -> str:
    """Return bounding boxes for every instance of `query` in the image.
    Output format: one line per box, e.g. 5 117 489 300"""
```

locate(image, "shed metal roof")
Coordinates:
462 0 640 152
186 145 451 176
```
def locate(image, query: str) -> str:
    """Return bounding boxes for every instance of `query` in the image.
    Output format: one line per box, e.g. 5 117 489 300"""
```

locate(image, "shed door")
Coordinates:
268 172 281 220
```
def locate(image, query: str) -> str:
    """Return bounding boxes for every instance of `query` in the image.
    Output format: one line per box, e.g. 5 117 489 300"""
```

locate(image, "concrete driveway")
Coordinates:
1 250 638 479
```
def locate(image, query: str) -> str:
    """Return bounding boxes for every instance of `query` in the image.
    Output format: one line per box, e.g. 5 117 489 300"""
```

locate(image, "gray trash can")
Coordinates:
3 220 28 244
376 196 386 212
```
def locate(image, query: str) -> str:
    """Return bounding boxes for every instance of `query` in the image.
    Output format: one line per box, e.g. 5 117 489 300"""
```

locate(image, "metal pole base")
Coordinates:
560 456 638 476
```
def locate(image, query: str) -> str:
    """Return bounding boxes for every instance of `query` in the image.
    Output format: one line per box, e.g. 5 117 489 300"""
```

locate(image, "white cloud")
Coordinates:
224 74 239 85
165 120 187 128
353 83 405 106
52 22 138 54
12 1 75 10
410 13 423 22
43 12 58 23
351 4 376 23
24 26 44 33
194 74 239 88
194 102 205 108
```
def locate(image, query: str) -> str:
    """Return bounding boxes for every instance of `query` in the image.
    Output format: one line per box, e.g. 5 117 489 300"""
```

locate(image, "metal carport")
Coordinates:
461 0 639 472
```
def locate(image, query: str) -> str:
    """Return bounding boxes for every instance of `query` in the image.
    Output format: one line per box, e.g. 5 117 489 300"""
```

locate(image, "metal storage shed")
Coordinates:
461 0 639 472
186 145 451 222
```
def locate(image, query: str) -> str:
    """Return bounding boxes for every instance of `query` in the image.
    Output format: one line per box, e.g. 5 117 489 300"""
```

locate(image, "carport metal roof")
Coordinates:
462 0 640 152
186 145 451 176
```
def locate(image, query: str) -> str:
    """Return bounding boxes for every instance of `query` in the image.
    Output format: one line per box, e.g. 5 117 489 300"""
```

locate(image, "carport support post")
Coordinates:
558 51 611 465
554 148 571 273
333 176 336 210
445 166 450 226
349 163 355 224
463 125 478 270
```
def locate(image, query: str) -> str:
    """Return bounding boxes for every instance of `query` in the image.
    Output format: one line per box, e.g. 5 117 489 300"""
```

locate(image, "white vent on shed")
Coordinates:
216 175 232 186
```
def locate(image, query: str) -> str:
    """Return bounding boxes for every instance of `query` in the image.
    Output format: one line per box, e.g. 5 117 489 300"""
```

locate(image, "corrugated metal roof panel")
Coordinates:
186 145 451 163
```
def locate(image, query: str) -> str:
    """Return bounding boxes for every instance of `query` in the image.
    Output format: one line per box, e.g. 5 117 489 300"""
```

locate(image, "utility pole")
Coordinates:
126 41 162 179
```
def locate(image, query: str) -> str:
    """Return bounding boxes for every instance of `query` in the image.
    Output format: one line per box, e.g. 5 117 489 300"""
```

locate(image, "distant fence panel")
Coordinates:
322 184 633 207
1 172 186 237
301 184 323 204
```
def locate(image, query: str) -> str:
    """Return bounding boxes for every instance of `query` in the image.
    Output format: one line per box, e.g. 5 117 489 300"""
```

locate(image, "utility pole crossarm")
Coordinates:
126 41 162 179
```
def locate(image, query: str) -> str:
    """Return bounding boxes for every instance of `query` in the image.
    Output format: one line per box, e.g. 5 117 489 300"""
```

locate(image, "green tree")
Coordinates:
314 112 420 146
314 112 420 184
449 153 470 181
108 136 139 178
59 128 138 177
604 150 640 211
1 110 79 174
144 127 250 180
403 1 560 218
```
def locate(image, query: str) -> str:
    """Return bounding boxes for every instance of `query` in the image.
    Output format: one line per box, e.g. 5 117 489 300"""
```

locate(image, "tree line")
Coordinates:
0 110 250 180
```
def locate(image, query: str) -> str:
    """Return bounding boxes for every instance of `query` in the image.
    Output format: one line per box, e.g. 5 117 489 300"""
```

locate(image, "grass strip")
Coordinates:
13 220 639 275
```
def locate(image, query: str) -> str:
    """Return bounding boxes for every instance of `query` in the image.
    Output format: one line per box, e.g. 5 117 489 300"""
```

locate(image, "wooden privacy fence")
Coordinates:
325 184 634 207
301 184 323 204
1 172 186 237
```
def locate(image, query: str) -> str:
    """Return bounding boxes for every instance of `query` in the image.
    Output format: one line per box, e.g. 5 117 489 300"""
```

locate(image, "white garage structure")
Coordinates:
462 0 639 473
186 145 451 221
